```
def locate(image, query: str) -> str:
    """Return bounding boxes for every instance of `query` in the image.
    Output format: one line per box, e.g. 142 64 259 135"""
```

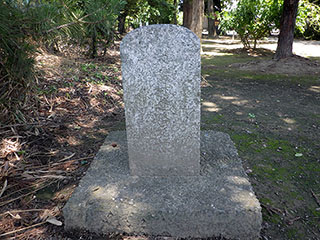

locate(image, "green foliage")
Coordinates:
124 0 176 29
296 0 320 39
147 0 175 24
42 0 125 57
220 0 320 42
220 0 283 49
0 0 125 123
75 0 125 57
0 1 36 123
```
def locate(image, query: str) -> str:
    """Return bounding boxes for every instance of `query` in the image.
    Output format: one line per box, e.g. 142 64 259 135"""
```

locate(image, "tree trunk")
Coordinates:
207 0 216 37
183 0 204 39
118 13 127 34
274 0 299 59
183 0 192 28
173 0 178 24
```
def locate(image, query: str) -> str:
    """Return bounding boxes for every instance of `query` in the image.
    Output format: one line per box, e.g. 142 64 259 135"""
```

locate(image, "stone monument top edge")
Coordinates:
120 24 200 50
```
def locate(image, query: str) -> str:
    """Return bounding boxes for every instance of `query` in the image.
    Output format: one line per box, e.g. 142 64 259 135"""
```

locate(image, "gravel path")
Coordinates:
202 36 320 57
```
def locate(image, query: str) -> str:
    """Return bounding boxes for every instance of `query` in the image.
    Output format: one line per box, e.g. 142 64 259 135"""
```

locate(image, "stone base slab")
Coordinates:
63 131 262 239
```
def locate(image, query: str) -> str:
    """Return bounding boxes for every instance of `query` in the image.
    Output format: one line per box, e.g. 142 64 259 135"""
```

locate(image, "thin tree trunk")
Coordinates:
183 0 192 28
190 0 204 38
183 0 204 39
118 13 127 34
274 0 299 59
208 0 216 37
173 0 178 24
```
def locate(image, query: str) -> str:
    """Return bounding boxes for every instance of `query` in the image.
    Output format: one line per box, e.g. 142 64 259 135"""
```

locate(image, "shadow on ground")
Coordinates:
1 37 319 240
200 44 320 239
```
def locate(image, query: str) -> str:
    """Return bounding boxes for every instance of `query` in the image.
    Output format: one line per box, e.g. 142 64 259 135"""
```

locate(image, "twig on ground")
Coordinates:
287 216 301 225
0 209 46 217
0 122 45 129
0 222 46 238
0 179 8 197
56 153 75 162
0 130 12 135
311 190 320 207
53 155 94 165
34 174 69 180
0 182 39 200
0 180 57 207
261 203 282 215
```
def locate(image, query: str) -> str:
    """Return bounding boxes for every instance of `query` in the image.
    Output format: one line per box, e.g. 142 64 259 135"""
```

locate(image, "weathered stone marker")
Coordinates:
121 24 200 176
63 24 262 240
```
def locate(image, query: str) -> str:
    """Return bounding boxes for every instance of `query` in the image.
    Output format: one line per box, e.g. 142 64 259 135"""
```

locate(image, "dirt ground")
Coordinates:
202 38 320 240
231 55 320 76
0 37 319 239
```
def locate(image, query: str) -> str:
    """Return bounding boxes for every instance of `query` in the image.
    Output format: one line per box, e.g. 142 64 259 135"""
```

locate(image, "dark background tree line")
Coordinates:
1 0 320 124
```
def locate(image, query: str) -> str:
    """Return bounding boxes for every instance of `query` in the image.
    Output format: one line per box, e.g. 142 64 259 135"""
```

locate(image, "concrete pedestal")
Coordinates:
63 131 262 240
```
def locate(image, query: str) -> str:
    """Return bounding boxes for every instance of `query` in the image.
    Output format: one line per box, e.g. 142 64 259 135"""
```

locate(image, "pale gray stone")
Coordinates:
120 24 201 176
63 131 262 240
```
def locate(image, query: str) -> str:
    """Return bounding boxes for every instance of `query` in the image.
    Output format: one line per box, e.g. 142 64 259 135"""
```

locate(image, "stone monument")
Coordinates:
121 24 200 176
63 24 262 239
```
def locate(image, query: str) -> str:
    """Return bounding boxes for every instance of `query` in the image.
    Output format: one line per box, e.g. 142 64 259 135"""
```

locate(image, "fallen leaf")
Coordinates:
0 179 8 197
40 209 51 220
46 216 62 226
7 211 21 219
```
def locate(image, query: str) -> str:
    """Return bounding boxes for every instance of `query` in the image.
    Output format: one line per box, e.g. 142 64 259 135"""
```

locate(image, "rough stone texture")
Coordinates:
120 24 201 176
63 131 262 240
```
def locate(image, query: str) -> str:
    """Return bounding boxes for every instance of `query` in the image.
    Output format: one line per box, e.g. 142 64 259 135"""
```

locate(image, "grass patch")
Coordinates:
200 40 320 239
308 56 320 62
311 113 320 125
202 113 224 125
202 54 257 68
231 133 319 187
201 54 319 86
286 228 304 239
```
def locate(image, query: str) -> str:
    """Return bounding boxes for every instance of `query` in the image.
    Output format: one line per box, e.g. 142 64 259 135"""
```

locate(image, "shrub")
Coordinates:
0 0 125 124
220 0 282 49
0 2 36 123
296 0 320 39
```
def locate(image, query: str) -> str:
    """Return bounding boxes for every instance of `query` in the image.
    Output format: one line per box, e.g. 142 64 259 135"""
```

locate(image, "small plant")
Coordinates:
63 81 74 87
94 72 104 80
81 63 97 72
248 113 256 118
117 89 123 95
49 85 58 93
